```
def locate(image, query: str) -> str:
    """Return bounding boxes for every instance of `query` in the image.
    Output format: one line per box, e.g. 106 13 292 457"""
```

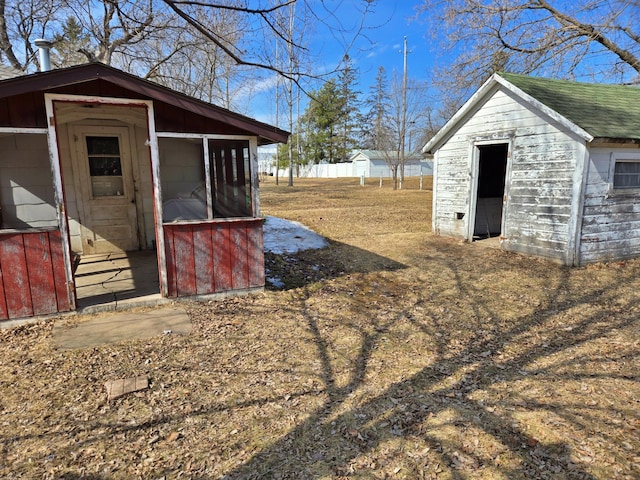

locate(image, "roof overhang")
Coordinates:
0 63 289 144
422 73 594 154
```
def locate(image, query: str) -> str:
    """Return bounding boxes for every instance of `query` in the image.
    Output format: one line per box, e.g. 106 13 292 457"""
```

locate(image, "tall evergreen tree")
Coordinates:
52 17 91 68
335 55 360 159
300 79 345 164
362 65 391 150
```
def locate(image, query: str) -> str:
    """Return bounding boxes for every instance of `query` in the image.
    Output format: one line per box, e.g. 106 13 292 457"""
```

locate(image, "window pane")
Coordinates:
85 136 123 197
208 140 251 218
91 177 124 197
86 136 120 155
614 161 640 189
159 137 207 222
88 156 122 176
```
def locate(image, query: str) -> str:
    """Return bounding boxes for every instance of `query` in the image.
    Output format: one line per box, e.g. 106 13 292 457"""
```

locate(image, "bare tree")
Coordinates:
131 6 251 110
162 0 377 87
0 0 60 70
66 0 158 66
383 72 431 189
0 0 173 71
271 0 313 186
0 0 376 112
420 0 640 118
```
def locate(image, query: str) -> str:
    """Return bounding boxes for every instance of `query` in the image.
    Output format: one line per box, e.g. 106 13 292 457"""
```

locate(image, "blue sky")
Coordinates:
247 2 433 124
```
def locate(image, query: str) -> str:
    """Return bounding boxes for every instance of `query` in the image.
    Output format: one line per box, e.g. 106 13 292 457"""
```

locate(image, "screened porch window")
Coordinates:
0 133 57 230
159 136 252 222
613 161 640 189
209 140 251 218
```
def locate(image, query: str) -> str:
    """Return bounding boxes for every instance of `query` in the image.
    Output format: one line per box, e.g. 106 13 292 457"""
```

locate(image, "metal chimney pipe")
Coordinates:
34 38 53 72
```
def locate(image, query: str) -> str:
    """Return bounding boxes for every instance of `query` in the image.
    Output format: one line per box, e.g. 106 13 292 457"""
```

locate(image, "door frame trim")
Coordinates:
44 93 165 300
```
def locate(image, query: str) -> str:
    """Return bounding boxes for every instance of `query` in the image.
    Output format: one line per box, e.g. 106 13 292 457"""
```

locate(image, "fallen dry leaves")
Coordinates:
0 177 639 479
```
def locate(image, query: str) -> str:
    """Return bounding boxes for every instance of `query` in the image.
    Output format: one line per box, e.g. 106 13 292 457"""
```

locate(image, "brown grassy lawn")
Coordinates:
1 176 639 479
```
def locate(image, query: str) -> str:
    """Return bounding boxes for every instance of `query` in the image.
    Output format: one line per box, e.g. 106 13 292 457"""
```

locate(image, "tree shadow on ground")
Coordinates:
264 240 407 291
3 238 637 478
220 240 638 479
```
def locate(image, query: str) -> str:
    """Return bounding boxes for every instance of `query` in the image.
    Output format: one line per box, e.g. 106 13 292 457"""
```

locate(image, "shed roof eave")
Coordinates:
590 137 640 145
0 63 290 144
97 68 290 143
422 74 502 154
422 73 594 154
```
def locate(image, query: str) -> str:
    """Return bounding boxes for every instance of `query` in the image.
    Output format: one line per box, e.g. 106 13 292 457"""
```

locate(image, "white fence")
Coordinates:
268 161 432 179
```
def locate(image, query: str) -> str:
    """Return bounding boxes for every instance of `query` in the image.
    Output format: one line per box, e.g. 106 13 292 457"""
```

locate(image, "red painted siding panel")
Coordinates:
163 219 264 297
247 222 265 288
0 98 11 127
49 230 71 312
174 225 197 296
212 223 233 291
0 234 33 319
231 223 249 290
23 233 57 316
0 260 8 320
0 230 72 320
164 227 177 297
193 224 214 295
8 93 43 128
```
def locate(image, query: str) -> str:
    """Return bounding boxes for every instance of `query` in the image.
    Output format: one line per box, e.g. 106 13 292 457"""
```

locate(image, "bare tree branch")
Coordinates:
167 0 296 15
162 0 302 82
420 0 640 125
0 0 22 69
536 0 640 73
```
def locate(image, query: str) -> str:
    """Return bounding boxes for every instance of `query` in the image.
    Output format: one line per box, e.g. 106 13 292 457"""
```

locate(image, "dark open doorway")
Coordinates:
474 144 508 239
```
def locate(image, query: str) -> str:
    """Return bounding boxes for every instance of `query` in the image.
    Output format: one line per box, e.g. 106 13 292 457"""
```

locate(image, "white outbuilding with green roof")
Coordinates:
423 72 640 266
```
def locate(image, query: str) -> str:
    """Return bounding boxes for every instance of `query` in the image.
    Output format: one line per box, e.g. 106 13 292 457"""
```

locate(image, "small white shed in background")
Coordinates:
349 150 433 178
423 72 640 266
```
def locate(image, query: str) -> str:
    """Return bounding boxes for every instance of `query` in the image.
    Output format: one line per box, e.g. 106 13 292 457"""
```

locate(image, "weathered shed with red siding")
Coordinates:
0 63 287 321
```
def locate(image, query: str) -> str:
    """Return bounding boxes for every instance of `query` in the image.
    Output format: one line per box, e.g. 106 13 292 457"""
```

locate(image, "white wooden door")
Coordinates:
72 125 139 254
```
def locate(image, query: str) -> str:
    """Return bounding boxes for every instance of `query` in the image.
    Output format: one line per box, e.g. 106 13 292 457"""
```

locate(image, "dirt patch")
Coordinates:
0 177 638 479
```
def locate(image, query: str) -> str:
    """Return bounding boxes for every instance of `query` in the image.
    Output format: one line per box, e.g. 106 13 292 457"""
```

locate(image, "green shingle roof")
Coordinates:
499 72 640 141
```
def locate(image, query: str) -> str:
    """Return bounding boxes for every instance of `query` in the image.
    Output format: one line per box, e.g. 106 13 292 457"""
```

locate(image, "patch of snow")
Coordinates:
265 276 285 289
263 216 328 254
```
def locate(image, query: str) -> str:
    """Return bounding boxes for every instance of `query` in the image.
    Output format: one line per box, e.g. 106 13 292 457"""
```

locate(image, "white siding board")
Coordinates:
579 146 640 264
582 221 640 236
509 186 573 198
505 239 566 262
584 200 640 214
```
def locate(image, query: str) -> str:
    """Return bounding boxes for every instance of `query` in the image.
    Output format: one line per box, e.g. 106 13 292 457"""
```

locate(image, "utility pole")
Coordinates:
275 40 280 186
287 1 295 187
400 36 409 185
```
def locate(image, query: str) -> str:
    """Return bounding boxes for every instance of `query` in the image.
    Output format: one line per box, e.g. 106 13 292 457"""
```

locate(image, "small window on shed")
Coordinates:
613 161 640 189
